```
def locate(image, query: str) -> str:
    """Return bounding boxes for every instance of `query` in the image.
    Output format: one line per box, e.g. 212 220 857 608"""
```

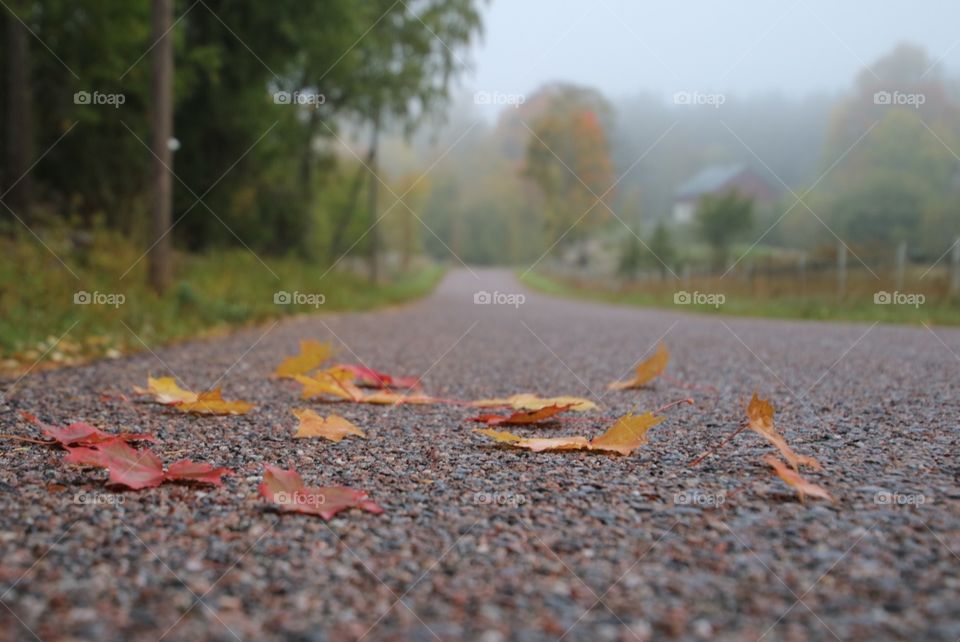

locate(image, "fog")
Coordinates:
467 0 960 118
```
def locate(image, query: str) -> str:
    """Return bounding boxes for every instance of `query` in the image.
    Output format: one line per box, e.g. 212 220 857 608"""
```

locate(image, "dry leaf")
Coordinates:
274 340 333 379
134 376 198 404
175 389 255 415
747 393 821 470
258 465 384 520
359 390 436 405
21 414 155 447
64 440 231 490
329 363 420 389
469 404 574 426
608 342 669 390
764 455 833 503
135 378 254 415
472 393 597 412
292 409 365 442
475 412 663 455
295 373 364 401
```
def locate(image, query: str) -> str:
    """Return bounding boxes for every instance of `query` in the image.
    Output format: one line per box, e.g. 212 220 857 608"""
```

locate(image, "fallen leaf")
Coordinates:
472 394 596 412
608 342 669 390
295 374 435 405
21 414 154 447
258 465 384 520
295 373 364 401
134 377 254 415
274 340 333 379
747 394 821 470
292 409 365 442
330 364 420 389
359 390 437 405
134 376 198 404
64 440 231 490
469 404 575 426
165 460 233 485
475 412 664 455
175 389 255 415
764 455 833 503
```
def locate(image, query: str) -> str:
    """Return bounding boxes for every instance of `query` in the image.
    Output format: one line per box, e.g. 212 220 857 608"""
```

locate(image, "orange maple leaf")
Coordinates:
469 404 574 426
475 412 663 455
608 343 669 390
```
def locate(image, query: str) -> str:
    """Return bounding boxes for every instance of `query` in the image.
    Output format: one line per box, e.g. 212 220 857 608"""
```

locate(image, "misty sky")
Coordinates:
465 0 960 116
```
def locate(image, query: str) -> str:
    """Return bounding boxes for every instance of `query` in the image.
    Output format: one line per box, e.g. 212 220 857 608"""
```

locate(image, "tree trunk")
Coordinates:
3 2 33 216
148 0 174 293
366 115 381 283
327 146 372 262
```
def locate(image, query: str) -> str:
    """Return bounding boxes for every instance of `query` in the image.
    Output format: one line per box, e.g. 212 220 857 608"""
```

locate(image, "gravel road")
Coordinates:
1 268 958 642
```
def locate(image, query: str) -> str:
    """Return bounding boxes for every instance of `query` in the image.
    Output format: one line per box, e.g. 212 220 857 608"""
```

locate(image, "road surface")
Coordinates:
1 268 958 641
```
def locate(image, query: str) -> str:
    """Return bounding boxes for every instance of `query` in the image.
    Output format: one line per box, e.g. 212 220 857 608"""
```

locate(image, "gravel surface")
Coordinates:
1 268 959 642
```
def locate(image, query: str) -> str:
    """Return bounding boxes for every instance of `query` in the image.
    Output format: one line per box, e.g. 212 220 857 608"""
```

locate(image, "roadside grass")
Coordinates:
521 270 960 326
0 226 443 373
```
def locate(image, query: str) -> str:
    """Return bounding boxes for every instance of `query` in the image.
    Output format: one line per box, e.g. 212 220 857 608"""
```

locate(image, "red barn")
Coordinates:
672 164 777 223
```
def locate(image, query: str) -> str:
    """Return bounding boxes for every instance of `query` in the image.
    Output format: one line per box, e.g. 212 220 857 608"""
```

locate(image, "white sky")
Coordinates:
463 0 960 117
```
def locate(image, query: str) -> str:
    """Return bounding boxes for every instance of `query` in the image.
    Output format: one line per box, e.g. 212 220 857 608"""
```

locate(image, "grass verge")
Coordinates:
1 226 443 373
521 270 960 326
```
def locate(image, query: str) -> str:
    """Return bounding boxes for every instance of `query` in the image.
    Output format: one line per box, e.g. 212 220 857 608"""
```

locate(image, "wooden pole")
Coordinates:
837 241 847 302
148 0 174 293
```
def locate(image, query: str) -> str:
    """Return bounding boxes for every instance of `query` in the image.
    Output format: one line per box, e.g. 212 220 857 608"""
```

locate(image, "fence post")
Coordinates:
837 241 847 302
895 240 907 292
951 237 960 299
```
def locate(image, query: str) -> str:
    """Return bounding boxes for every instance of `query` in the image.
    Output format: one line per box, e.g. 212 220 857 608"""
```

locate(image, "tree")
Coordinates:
148 0 173 293
696 190 754 271
648 220 676 280
523 83 615 249
2 1 33 217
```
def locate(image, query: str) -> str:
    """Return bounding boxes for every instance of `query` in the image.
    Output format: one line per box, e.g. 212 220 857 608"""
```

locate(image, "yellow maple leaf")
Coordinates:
294 373 363 401
176 388 255 415
475 412 663 456
134 376 199 404
274 340 333 379
472 393 597 412
292 408 365 442
608 342 669 390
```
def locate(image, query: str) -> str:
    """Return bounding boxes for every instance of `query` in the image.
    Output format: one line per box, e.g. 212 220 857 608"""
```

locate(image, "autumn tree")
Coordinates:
523 84 615 250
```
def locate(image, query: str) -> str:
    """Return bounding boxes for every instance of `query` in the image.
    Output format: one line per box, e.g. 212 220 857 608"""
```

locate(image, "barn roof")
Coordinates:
675 163 749 199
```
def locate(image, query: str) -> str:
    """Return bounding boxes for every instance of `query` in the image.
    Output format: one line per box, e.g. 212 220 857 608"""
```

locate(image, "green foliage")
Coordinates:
647 221 676 278
696 190 755 270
